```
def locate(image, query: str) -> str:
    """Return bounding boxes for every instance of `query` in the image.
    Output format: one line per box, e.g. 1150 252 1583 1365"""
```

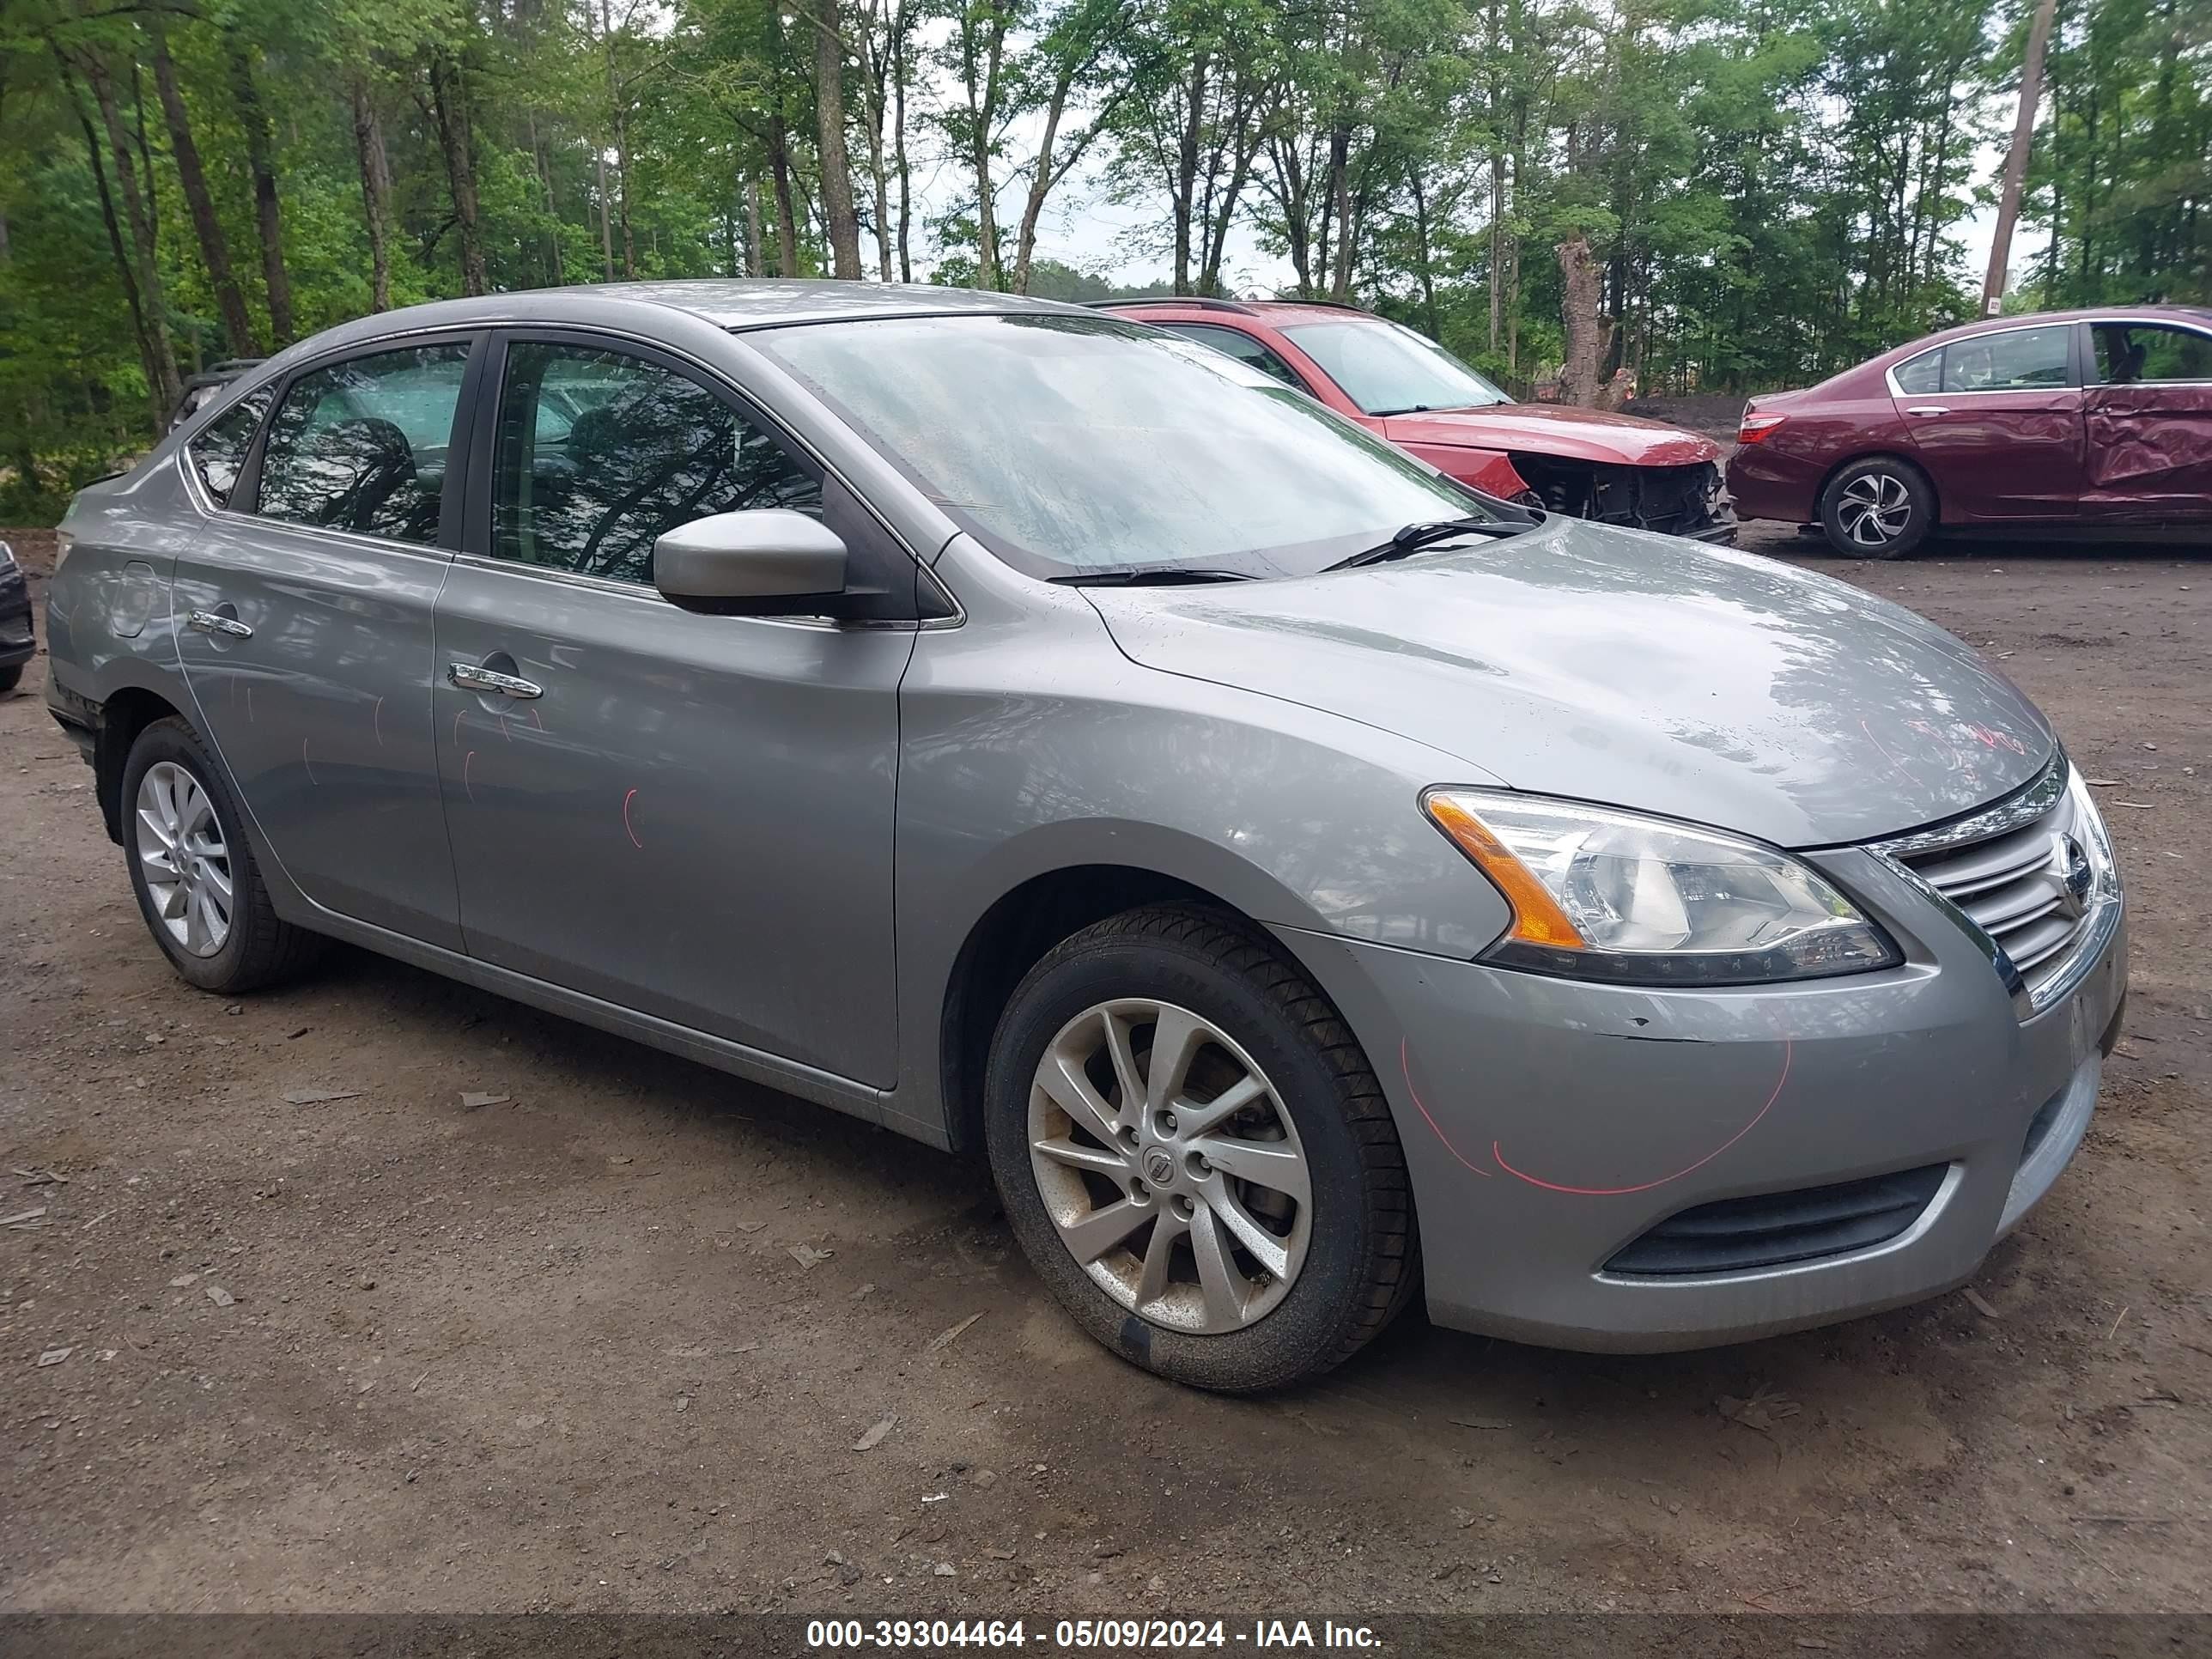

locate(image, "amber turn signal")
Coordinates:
1423 793 1587 949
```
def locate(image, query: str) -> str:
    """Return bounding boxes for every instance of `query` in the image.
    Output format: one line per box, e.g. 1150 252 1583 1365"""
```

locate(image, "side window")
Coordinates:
1893 348 1943 396
256 343 470 544
186 387 273 507
1164 323 1310 392
493 342 821 586
1940 326 2072 392
2094 323 2212 385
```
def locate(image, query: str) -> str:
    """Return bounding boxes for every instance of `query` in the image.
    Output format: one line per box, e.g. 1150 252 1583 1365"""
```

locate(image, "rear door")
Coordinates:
1895 322 2085 522
2080 319 2212 525
173 336 477 948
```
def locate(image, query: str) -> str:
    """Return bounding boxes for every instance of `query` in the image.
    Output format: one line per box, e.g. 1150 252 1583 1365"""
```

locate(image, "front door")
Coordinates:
172 337 476 948
431 332 913 1085
2081 319 2212 525
1898 321 2085 522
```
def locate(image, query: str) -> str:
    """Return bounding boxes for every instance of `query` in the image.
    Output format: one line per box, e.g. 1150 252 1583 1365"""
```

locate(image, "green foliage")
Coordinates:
1 0 2205 511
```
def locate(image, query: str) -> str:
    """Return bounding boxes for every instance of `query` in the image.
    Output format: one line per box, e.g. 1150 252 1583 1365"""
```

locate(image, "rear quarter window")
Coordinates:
185 388 273 508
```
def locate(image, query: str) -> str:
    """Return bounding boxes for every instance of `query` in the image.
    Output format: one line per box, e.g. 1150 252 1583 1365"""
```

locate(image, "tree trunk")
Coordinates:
744 173 768 276
53 46 165 428
1172 50 1208 293
351 76 396 313
1324 120 1354 301
812 0 864 278
596 147 617 280
959 0 1008 289
1982 0 2059 313
892 9 914 283
599 0 636 278
152 28 258 357
427 48 489 296
82 52 182 416
1556 230 1605 405
768 113 801 276
224 37 294 343
1409 164 1439 339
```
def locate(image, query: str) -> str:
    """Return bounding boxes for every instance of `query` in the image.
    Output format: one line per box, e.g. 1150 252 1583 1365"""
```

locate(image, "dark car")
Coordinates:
0 538 32 693
1728 307 2212 557
1097 299 1736 542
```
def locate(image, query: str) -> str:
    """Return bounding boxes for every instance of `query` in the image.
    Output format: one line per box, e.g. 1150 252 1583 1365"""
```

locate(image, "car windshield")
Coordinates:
749 313 1492 579
1279 319 1510 416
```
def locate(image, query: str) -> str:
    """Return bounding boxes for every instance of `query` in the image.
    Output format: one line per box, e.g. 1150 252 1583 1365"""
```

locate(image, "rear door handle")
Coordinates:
1905 405 1950 416
447 662 544 700
185 608 252 639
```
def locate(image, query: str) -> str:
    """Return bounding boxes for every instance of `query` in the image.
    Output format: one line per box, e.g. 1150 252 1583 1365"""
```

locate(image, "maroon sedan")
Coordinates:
1729 305 2212 557
1099 298 1736 541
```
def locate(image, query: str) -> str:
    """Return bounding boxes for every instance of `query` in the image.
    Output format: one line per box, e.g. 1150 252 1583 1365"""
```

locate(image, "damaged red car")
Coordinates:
1097 298 1736 542
1729 306 2212 558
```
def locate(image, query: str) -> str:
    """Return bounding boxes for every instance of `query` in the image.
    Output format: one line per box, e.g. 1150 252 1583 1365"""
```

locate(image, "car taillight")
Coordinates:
1737 412 1788 445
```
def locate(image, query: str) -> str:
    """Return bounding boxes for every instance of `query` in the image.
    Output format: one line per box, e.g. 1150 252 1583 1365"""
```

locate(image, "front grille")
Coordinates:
1604 1164 1948 1276
1877 759 2094 998
1509 456 1732 538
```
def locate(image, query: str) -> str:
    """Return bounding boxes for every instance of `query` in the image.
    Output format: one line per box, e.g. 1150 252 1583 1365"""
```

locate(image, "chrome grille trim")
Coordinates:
1869 755 2122 1019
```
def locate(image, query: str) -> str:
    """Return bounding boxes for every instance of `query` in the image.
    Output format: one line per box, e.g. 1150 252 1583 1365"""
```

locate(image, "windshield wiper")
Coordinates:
1052 566 1259 587
1325 516 1528 571
1365 403 1436 416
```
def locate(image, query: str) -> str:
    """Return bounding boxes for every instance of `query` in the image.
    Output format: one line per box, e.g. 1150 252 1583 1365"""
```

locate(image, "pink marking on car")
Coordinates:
373 696 385 748
1398 1040 1491 1178
1490 1040 1794 1195
301 738 318 786
622 787 642 850
463 750 476 802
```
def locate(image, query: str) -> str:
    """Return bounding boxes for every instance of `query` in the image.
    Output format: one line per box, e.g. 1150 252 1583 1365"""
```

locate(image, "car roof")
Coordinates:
251 281 1097 374
1088 298 1388 328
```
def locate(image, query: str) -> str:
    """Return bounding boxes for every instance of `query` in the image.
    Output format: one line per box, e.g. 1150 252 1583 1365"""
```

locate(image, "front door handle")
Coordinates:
185 608 253 639
447 661 544 700
1905 405 1950 416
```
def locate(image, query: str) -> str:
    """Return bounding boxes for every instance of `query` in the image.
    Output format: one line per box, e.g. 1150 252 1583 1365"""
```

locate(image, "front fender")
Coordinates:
1395 442 1531 501
886 536 1512 1141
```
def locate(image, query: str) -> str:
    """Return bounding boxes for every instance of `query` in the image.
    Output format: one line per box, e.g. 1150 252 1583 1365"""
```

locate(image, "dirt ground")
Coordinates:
2 522 2207 1618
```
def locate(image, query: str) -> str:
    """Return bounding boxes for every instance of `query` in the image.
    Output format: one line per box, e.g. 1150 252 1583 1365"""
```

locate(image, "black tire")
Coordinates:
0 663 22 695
983 905 1418 1392
1819 456 1936 559
120 715 324 994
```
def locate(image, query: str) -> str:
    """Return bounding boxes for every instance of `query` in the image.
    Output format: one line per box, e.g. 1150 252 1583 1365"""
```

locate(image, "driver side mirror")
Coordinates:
653 509 848 616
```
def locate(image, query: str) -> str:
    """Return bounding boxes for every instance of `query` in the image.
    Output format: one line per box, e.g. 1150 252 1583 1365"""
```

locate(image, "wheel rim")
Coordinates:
135 760 233 958
1027 1000 1312 1334
1836 472 1914 547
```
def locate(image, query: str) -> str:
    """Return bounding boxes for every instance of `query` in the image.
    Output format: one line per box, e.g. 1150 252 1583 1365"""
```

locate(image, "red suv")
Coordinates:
1729 306 2212 557
1099 299 1735 543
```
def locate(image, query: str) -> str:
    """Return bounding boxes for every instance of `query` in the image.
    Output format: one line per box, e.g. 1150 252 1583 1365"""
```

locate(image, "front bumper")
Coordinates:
1280 848 2127 1352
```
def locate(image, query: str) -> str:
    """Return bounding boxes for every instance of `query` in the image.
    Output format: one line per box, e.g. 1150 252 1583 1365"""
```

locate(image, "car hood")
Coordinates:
1382 404 1723 467
1085 520 2055 849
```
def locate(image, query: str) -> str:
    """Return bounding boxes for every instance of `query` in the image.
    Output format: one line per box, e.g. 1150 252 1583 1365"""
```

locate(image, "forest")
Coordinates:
1 0 2206 517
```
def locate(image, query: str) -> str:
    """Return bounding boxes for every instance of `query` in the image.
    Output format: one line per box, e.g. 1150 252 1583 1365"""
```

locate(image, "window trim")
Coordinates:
1881 320 2083 399
234 328 488 555
461 325 950 627
2080 316 2212 389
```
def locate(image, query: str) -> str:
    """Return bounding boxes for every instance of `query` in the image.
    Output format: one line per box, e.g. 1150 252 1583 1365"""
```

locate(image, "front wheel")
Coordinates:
1820 458 1935 559
984 906 1418 1392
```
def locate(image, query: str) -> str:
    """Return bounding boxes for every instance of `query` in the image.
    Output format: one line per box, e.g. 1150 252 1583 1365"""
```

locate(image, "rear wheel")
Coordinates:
1820 458 1935 559
984 905 1417 1392
0 664 21 695
121 717 323 994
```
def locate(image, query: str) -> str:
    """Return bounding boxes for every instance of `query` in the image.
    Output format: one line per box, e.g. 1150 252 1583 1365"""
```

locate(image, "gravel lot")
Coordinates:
2 523 2206 1615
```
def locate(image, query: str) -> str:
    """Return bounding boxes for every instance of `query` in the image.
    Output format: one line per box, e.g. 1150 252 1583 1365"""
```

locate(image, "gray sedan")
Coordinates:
44 282 2127 1390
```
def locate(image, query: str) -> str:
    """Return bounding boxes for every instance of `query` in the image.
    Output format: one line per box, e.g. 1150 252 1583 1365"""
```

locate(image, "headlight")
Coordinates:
1424 787 1901 986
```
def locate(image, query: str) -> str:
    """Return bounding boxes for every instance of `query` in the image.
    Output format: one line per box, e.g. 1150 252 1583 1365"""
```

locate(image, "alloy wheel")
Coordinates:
1836 471 1914 548
135 760 234 957
1026 999 1312 1334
